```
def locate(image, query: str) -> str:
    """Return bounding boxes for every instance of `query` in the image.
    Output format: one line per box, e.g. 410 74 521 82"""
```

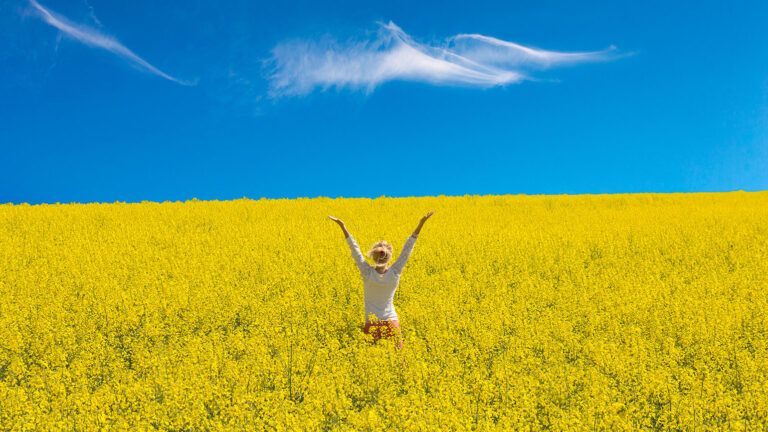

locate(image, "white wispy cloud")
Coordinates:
28 0 193 85
267 21 618 97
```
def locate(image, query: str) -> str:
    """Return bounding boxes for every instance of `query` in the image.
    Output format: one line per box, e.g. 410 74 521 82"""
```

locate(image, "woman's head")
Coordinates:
367 240 393 267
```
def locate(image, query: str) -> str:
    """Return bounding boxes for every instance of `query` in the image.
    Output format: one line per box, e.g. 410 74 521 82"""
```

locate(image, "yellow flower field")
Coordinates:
1 192 767 430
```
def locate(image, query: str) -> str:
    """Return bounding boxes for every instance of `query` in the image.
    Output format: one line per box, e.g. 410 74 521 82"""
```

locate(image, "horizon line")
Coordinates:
2 189 766 207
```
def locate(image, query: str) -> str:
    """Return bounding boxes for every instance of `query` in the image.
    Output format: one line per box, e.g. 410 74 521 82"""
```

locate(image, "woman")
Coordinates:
328 211 434 350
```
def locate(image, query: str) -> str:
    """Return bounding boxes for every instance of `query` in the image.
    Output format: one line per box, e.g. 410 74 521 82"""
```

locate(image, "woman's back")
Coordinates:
347 235 417 322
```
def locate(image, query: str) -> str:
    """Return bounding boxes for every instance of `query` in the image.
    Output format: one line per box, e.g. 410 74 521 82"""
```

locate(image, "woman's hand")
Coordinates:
328 215 345 227
329 216 351 238
412 211 434 238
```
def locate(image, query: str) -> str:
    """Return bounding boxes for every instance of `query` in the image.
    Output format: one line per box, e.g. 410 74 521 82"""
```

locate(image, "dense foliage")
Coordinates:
1 192 767 430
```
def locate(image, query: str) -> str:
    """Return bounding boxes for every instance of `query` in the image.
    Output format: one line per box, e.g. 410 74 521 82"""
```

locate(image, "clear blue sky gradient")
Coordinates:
2 0 767 204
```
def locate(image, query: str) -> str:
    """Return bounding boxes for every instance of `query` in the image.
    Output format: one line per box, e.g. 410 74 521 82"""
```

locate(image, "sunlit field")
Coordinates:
1 192 767 430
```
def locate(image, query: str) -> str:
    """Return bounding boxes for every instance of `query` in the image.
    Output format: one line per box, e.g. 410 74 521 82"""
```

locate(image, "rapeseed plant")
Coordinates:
0 192 766 430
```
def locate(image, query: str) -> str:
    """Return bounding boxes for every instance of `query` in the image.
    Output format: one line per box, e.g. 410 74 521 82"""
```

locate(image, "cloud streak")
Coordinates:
28 0 192 85
268 21 618 97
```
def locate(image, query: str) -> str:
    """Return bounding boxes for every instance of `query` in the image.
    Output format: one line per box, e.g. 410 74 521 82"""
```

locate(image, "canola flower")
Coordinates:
0 192 767 430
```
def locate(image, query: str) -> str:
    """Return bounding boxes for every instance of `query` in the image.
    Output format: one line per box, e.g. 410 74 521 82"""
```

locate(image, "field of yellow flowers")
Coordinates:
1 192 767 430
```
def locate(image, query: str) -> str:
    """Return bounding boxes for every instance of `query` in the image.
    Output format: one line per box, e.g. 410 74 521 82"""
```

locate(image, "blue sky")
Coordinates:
1 0 767 204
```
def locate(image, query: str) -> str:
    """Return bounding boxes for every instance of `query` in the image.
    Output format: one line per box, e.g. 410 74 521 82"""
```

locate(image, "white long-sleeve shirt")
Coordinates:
346 235 417 322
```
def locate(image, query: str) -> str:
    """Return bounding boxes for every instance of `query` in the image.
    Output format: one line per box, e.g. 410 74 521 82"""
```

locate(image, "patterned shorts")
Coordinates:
362 320 403 348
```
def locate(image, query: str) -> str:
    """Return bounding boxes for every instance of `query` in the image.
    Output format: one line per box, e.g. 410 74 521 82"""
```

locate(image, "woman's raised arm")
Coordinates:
391 211 434 274
329 216 369 276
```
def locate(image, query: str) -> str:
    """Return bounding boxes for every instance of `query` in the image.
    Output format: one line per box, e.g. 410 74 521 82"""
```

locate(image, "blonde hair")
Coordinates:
367 240 393 263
